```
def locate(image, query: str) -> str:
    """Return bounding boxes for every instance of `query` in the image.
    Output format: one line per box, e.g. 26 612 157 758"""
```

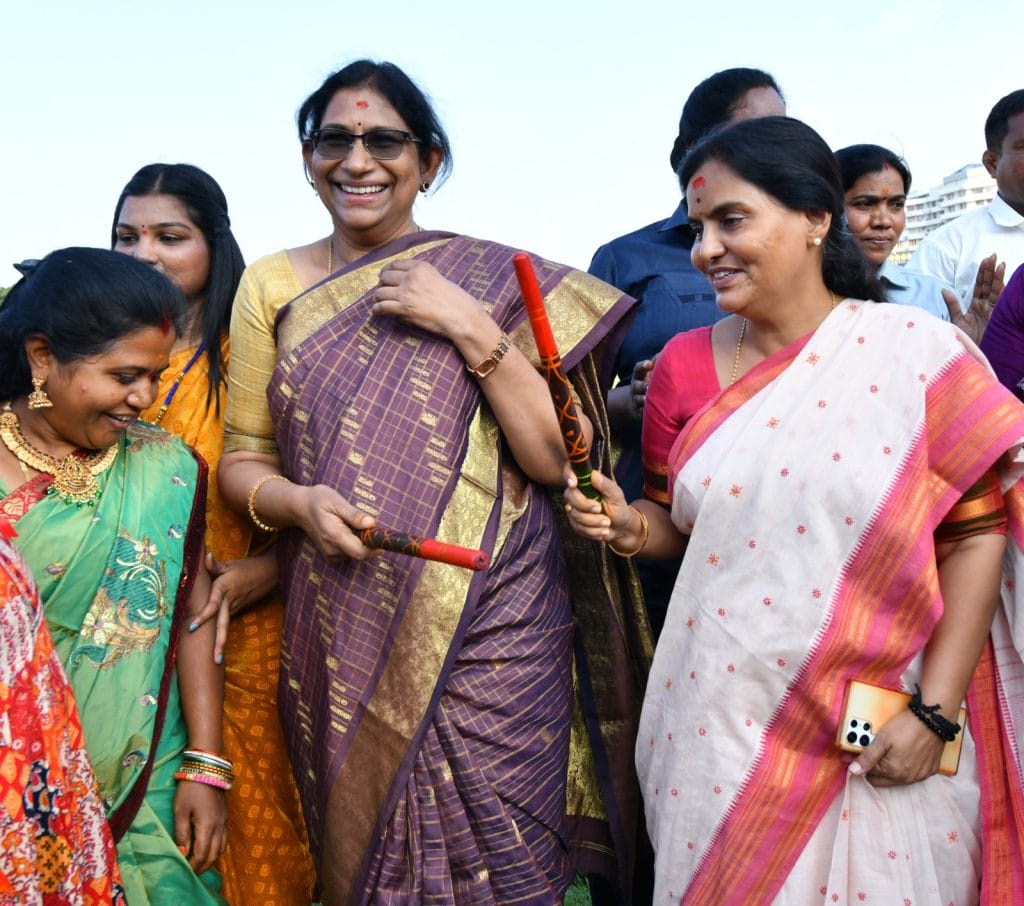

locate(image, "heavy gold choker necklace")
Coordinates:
0 403 118 506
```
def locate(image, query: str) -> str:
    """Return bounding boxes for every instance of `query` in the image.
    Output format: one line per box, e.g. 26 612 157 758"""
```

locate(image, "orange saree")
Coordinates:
142 338 315 905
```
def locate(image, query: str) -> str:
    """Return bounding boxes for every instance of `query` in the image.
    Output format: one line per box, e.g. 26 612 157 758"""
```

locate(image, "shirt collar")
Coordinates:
990 193 1024 227
878 258 910 289
660 200 690 232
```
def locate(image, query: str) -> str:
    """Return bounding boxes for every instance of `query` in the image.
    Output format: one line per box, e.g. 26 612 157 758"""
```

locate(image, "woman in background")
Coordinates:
112 163 315 905
837 143 1000 343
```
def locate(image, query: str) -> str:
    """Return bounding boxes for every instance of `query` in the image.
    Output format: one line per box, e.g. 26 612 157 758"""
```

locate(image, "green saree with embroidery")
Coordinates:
0 421 224 905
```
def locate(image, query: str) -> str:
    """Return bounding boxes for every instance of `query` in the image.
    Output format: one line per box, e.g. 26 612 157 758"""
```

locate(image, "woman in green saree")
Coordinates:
0 248 228 904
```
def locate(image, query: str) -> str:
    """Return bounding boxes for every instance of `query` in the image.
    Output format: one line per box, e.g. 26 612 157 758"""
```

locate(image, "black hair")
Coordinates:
835 144 912 195
678 117 885 303
669 68 783 172
0 248 187 401
111 163 244 411
297 59 452 189
985 89 1024 151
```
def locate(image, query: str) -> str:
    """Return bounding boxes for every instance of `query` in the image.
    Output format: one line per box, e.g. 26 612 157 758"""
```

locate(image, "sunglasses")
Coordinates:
309 128 422 161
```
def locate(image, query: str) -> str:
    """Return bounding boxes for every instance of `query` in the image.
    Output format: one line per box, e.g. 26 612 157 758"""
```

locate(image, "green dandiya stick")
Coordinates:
512 252 601 502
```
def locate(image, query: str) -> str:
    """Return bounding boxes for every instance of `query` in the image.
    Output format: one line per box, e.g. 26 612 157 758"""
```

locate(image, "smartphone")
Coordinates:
836 680 966 776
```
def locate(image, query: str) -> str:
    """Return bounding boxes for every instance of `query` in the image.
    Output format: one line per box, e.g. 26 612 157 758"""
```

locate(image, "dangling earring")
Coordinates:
420 181 430 194
28 376 53 410
812 236 822 247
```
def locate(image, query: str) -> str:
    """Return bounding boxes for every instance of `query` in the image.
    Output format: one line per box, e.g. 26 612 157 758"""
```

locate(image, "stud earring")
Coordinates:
420 181 430 193
28 376 53 410
812 237 822 247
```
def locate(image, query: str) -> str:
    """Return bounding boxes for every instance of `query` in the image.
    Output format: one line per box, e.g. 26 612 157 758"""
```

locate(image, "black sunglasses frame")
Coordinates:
309 128 422 161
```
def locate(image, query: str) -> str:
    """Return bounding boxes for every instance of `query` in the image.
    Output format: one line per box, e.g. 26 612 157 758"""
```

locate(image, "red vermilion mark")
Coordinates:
158 316 171 336
140 226 149 235
356 100 369 109
692 176 706 188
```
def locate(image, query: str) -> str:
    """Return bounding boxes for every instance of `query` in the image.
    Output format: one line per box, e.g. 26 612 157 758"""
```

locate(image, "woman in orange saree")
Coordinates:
112 164 315 904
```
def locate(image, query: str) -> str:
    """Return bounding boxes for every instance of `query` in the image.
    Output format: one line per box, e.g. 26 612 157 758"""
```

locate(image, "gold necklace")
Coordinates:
0 404 118 506
731 292 839 385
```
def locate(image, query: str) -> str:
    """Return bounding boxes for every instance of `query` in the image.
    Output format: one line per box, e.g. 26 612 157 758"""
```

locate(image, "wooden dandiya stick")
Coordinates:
357 525 489 571
512 252 601 502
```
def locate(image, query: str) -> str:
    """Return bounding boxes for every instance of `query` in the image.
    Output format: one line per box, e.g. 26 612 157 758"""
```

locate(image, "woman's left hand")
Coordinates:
173 780 227 873
372 259 480 338
846 709 946 787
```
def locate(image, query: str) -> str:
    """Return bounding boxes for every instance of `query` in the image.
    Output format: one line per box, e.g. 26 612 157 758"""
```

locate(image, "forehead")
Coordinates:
322 87 408 130
88 326 175 367
846 167 906 197
118 193 194 226
1003 111 1024 146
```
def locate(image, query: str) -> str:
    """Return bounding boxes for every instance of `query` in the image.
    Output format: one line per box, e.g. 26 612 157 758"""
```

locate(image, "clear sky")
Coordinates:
1 0 1020 286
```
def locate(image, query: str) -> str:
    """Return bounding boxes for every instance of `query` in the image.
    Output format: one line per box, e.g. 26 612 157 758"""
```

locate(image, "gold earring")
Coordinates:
28 376 53 410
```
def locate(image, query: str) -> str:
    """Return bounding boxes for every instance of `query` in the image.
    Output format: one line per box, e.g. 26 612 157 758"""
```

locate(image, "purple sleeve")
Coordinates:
980 263 1024 396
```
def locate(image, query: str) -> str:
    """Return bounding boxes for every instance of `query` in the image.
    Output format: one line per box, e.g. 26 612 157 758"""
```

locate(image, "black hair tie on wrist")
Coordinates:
908 684 961 742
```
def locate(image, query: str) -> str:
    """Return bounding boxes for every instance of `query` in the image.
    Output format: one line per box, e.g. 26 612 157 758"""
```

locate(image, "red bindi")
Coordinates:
692 176 706 189
356 100 369 109
140 225 149 235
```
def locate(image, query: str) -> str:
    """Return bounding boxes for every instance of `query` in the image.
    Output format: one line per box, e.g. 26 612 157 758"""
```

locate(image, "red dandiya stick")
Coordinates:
512 252 601 502
357 525 489 571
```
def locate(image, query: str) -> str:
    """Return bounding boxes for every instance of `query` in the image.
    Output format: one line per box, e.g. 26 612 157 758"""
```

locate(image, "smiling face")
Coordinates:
843 167 907 267
113 194 211 306
686 160 826 317
303 87 442 254
23 326 173 454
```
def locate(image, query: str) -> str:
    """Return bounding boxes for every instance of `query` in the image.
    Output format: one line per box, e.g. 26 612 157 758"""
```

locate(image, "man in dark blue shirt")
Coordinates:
589 68 785 642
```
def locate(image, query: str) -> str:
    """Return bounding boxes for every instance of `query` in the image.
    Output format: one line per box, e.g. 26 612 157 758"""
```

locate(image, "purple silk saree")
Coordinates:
268 233 648 904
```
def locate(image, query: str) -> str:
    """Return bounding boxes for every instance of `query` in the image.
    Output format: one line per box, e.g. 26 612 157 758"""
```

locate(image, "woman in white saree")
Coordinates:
565 116 1024 904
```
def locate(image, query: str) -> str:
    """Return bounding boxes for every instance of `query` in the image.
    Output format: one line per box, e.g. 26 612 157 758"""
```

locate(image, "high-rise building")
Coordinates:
893 164 996 263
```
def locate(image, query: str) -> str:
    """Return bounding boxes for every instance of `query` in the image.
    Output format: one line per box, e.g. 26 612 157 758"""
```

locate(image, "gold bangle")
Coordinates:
466 333 512 379
609 506 650 557
247 474 290 532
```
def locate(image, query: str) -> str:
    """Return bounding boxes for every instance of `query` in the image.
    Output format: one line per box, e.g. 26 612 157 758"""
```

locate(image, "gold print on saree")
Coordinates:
70 528 169 669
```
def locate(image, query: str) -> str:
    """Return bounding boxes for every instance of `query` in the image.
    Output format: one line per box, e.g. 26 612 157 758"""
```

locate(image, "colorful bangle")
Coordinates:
175 769 232 791
175 749 235 790
247 473 290 532
609 507 650 558
908 684 961 742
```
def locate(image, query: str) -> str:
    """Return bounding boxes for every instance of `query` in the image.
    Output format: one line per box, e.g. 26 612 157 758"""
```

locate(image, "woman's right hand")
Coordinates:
563 466 635 544
293 483 379 561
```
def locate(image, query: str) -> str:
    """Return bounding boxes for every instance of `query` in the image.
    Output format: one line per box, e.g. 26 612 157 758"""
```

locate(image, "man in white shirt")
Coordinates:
911 89 1024 311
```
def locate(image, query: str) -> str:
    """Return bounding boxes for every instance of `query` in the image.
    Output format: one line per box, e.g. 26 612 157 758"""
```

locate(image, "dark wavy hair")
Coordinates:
835 144 912 195
111 163 244 411
678 117 885 303
985 89 1024 151
0 248 186 402
669 68 783 172
297 59 453 189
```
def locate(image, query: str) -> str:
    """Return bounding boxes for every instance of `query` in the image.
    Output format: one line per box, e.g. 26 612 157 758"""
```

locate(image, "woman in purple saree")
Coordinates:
219 61 649 904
